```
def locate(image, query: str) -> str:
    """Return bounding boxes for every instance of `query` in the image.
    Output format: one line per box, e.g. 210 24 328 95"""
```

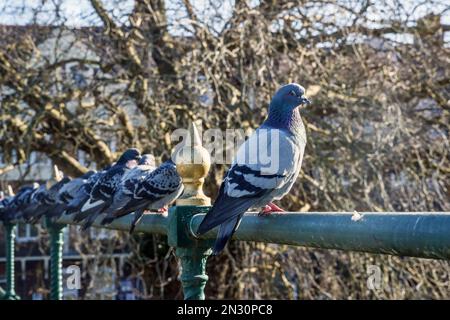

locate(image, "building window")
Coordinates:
16 223 39 243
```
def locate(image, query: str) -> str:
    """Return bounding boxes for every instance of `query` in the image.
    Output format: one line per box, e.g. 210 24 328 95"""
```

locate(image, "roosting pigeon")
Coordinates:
98 153 156 222
64 168 107 216
24 177 72 223
101 158 183 234
0 191 14 222
73 148 142 230
3 184 39 222
21 183 50 222
196 83 310 255
44 170 96 220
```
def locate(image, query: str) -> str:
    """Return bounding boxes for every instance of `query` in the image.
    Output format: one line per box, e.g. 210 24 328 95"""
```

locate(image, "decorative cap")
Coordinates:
47 164 63 188
7 185 14 196
174 121 211 206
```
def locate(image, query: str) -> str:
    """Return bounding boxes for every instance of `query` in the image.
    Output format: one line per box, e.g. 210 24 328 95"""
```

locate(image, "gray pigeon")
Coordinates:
101 159 183 233
45 170 96 220
196 83 310 254
74 148 141 230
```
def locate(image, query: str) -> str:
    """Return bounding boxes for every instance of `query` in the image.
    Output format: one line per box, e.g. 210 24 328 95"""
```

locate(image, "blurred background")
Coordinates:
0 0 449 299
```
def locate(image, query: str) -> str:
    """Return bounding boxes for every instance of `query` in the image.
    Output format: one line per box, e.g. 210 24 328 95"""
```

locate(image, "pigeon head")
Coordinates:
116 148 141 167
139 154 156 166
265 83 310 133
80 170 96 180
270 83 310 111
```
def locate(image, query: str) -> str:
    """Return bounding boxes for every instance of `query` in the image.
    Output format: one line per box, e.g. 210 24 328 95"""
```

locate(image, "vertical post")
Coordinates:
2 222 20 300
46 164 65 300
169 121 213 300
46 219 65 300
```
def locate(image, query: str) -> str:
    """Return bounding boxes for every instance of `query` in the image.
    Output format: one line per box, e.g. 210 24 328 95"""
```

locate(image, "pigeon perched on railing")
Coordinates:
0 191 14 222
23 177 72 223
101 159 183 233
64 168 108 216
196 83 310 254
73 148 142 230
3 184 39 222
44 170 97 220
21 183 50 222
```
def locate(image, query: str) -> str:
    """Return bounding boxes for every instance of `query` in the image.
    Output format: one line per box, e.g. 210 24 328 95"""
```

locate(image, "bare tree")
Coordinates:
0 0 449 299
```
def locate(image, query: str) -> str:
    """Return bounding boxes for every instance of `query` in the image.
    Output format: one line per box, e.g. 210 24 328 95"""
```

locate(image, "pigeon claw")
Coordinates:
258 203 285 216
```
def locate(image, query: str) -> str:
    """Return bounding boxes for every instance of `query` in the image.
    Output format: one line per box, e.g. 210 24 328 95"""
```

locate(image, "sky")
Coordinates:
0 0 449 42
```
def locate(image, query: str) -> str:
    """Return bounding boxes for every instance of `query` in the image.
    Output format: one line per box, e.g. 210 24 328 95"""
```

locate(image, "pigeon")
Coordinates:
73 148 142 230
196 83 310 254
44 170 97 220
101 159 183 234
98 154 156 221
0 191 14 222
98 154 156 230
21 183 50 222
3 184 39 222
24 177 72 223
64 168 107 216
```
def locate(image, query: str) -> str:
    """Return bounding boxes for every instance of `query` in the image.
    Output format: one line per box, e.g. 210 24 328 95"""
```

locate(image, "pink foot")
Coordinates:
157 207 168 213
258 203 285 216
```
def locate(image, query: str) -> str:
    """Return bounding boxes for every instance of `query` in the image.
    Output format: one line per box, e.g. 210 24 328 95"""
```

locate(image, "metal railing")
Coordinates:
1 123 449 300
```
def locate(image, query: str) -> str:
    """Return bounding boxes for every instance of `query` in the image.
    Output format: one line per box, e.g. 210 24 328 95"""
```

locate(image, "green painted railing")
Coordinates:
1 222 20 300
2 205 450 300
1 125 449 300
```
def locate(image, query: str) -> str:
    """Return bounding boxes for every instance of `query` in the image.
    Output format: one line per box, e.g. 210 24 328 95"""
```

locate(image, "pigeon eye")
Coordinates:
289 90 297 97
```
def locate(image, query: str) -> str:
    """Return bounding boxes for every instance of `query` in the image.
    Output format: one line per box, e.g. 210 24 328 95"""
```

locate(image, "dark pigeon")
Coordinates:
73 148 141 230
101 159 183 233
45 170 96 220
64 169 107 216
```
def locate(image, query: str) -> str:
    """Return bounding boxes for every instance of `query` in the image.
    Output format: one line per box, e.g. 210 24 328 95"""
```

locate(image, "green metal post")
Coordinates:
168 206 213 300
2 223 20 300
46 218 65 300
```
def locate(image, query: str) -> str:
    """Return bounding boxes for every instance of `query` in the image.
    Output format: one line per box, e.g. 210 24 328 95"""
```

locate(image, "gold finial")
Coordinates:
174 121 211 206
7 185 14 196
47 164 63 188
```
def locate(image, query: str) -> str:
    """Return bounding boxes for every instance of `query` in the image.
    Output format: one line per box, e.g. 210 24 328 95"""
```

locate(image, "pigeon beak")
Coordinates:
301 96 311 106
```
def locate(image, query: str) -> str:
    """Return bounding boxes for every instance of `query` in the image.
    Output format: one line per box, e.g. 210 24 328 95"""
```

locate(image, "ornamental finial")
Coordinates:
174 121 211 206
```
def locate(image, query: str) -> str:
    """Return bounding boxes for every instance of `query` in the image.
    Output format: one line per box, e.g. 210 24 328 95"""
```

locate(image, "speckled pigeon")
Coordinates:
101 159 183 234
73 148 141 230
64 168 108 216
3 184 39 222
196 83 310 254
24 178 72 223
44 170 97 220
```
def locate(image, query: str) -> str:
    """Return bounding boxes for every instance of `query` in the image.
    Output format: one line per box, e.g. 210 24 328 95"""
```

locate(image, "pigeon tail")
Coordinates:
212 216 241 255
80 202 110 230
73 203 102 223
129 208 145 234
46 203 67 219
196 184 262 236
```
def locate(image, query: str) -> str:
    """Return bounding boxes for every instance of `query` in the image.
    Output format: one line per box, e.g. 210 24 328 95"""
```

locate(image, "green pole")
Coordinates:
168 206 213 300
2 222 20 300
46 218 65 300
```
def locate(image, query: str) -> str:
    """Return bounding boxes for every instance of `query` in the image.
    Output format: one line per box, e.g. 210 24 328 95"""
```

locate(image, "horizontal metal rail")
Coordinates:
189 212 450 260
51 211 450 260
55 213 168 235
